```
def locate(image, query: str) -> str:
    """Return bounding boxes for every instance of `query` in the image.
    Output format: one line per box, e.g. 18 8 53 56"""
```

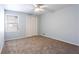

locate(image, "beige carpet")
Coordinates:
1 35 79 54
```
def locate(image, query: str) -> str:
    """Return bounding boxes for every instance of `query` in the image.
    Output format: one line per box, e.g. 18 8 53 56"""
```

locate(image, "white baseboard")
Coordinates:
5 34 79 46
5 36 26 41
40 34 79 46
5 35 39 41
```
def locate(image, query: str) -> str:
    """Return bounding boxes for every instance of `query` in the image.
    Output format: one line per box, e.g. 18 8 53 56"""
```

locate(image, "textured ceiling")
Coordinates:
2 4 72 15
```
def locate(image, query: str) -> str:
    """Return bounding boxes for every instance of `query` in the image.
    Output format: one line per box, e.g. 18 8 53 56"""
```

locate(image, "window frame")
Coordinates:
5 14 19 32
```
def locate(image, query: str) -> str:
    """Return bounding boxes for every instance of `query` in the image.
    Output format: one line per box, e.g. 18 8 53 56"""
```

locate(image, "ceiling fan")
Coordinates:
33 4 48 13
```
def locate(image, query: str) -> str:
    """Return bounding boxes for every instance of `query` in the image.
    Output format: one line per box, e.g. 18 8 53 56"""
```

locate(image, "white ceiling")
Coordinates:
2 4 72 15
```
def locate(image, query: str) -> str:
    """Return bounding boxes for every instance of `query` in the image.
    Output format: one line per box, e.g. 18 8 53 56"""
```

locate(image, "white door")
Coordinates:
26 15 38 37
0 7 4 51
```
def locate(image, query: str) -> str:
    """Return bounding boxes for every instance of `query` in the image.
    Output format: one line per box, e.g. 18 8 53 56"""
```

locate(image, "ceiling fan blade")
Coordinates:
40 5 48 8
31 4 48 13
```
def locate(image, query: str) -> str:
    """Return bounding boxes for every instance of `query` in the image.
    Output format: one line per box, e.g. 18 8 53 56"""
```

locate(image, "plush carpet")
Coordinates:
1 35 79 54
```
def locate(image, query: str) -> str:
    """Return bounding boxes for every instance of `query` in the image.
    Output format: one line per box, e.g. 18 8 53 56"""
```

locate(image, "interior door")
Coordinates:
0 7 4 52
26 15 37 37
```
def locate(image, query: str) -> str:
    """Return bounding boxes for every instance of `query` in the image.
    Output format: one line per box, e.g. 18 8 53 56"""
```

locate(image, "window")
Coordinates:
5 15 19 32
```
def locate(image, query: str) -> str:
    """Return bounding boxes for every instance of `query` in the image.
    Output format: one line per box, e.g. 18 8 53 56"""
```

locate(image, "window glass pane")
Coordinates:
7 15 18 23
5 15 18 32
6 24 18 32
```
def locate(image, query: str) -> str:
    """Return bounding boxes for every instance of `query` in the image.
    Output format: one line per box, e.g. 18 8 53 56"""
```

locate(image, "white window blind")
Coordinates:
5 15 18 32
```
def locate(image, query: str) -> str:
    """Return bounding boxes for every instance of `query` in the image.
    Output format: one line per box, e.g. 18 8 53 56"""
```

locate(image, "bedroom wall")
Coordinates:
5 10 38 40
39 5 79 46
5 10 27 40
